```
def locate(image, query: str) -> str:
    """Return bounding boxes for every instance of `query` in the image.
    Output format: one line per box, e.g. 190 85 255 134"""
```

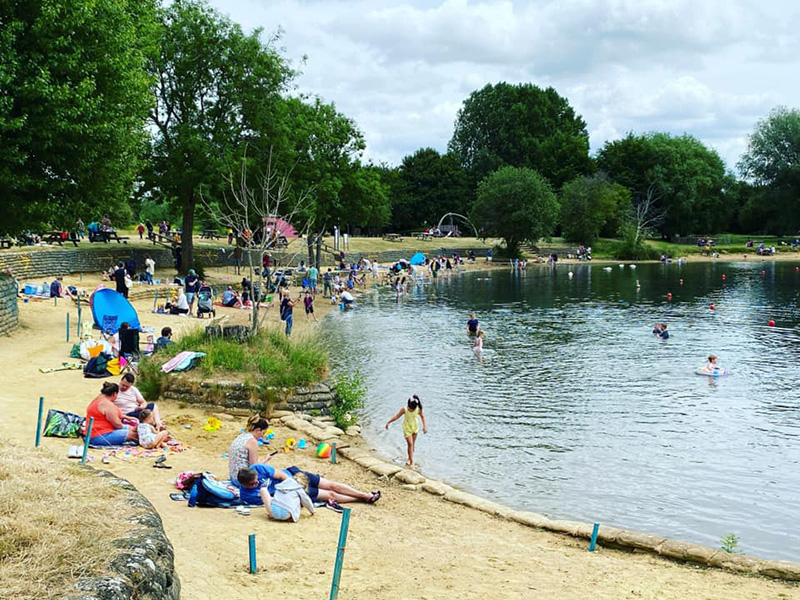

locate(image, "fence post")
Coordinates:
35 396 44 447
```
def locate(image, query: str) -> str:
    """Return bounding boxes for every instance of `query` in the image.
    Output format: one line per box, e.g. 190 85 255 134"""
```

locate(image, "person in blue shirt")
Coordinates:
466 312 480 335
237 464 291 505
657 323 669 340
184 269 199 314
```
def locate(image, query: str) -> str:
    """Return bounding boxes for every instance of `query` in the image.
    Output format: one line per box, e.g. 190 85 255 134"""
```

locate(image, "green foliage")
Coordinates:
389 148 473 232
560 174 632 244
137 327 328 398
145 0 295 272
331 371 366 430
339 164 392 233
720 533 743 555
614 223 661 261
472 166 559 257
0 0 157 235
738 106 800 234
449 82 594 189
597 133 728 238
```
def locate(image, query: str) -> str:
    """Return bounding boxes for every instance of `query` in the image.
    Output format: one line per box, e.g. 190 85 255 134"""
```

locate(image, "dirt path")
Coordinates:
1 272 798 599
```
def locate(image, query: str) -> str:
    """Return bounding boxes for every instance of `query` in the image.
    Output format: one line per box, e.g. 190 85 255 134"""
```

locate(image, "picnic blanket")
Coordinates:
161 351 206 373
101 441 190 461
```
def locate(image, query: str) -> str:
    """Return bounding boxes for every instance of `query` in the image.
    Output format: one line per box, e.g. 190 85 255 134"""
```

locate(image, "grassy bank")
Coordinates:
0 443 137 600
138 327 329 400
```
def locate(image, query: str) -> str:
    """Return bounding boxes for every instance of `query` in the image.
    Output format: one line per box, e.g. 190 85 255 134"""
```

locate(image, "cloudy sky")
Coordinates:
208 0 799 171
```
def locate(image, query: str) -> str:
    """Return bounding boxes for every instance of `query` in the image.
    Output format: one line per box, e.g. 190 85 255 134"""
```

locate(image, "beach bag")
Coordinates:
84 353 112 378
69 343 82 359
107 358 121 376
187 473 239 508
175 471 201 491
43 409 85 438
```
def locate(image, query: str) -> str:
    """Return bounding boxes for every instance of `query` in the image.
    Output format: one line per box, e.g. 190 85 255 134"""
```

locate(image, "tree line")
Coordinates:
2 1 798 266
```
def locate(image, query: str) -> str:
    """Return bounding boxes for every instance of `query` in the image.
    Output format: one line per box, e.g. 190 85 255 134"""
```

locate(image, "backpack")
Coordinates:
83 352 112 378
187 473 240 508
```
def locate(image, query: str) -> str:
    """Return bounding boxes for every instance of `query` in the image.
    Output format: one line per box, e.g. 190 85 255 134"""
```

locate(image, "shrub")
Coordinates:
331 371 366 430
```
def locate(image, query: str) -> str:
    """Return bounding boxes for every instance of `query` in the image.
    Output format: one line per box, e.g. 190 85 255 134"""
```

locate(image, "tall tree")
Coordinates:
0 0 157 234
597 133 727 238
339 164 392 234
738 107 800 234
471 166 559 256
390 148 472 232
147 0 293 272
449 83 593 189
560 174 631 244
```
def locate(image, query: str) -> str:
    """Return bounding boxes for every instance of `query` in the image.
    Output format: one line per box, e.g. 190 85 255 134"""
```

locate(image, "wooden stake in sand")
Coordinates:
248 534 257 574
81 417 94 464
35 396 44 447
328 507 351 600
589 523 600 552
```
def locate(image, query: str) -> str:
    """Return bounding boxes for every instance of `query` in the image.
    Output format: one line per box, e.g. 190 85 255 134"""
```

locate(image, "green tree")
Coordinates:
390 148 472 231
339 164 392 234
597 133 728 238
0 0 157 234
449 83 593 189
471 166 559 256
146 0 293 272
738 107 800 234
560 174 631 244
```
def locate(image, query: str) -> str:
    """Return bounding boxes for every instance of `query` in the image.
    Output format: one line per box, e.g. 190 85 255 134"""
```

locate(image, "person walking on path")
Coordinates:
280 288 296 336
386 395 427 467
145 254 155 285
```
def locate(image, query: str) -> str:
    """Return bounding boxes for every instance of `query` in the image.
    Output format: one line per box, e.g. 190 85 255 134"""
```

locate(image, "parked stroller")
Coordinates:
196 286 216 318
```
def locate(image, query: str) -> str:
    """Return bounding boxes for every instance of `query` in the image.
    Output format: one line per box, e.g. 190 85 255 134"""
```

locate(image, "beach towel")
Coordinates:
161 351 206 373
39 362 82 373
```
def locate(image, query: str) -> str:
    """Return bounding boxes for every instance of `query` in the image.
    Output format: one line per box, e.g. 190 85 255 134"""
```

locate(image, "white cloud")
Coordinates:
209 0 800 170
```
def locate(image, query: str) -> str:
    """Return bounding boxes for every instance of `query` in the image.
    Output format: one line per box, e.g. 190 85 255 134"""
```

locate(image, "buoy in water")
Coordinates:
709 304 715 311
769 320 776 327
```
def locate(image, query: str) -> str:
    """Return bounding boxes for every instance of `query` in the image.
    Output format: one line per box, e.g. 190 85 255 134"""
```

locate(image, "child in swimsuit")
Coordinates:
385 395 427 467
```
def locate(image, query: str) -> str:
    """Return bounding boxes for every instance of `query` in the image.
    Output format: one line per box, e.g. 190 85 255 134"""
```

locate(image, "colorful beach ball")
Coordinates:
316 443 331 459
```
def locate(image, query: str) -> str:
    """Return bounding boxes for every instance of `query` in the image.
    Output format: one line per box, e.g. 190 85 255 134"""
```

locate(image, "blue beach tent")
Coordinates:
90 288 141 334
409 252 425 266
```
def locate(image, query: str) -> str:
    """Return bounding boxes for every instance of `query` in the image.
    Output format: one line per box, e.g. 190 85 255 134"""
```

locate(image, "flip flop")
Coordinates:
367 491 381 504
326 499 343 513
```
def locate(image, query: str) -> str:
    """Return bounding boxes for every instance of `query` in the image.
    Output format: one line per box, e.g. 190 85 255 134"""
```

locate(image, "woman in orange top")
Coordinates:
85 382 138 446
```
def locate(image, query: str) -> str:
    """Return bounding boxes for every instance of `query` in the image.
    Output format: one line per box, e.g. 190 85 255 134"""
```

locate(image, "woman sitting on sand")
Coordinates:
228 415 270 483
84 382 138 446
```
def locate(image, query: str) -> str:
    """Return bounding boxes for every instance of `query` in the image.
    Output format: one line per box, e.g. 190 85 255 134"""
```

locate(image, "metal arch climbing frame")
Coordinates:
435 213 479 238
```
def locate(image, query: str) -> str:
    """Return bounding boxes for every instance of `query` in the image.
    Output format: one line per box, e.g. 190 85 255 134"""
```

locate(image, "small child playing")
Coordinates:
137 409 171 449
303 290 317 322
473 330 485 356
385 395 427 467
703 354 721 373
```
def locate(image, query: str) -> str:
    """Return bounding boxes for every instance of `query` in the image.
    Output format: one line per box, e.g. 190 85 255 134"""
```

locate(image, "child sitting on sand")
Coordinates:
385 395 427 467
137 409 171 449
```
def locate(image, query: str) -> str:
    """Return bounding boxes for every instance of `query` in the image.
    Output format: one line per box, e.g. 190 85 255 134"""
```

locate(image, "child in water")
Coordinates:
702 354 721 373
385 395 427 467
473 330 485 356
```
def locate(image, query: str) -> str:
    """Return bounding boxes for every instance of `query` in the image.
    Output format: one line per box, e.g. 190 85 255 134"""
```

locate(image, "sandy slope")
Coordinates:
1 269 798 599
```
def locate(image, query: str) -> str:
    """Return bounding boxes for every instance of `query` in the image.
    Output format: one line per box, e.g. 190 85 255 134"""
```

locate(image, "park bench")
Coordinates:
43 231 78 247
0 238 13 249
383 233 403 242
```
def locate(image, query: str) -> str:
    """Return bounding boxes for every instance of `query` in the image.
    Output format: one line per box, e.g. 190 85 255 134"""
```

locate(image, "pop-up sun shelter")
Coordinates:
90 288 141 334
409 252 426 266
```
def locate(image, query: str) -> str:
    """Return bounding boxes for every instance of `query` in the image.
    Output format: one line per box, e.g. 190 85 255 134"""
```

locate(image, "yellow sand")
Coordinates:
0 268 798 599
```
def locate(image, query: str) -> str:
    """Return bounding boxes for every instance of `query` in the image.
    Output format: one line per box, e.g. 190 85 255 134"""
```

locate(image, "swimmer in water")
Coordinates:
702 354 720 373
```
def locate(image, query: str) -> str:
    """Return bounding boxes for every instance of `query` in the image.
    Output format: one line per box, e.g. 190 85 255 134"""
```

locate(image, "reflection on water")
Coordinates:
322 261 800 560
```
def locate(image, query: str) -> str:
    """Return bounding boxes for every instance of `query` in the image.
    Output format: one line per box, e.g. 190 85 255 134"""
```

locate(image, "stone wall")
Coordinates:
0 275 19 336
62 470 180 600
160 377 337 416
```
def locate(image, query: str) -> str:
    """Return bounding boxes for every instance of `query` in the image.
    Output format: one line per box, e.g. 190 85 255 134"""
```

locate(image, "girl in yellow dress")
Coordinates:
385 395 427 467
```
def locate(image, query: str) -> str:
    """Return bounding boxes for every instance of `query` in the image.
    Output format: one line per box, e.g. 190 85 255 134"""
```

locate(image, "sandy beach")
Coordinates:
2 265 799 599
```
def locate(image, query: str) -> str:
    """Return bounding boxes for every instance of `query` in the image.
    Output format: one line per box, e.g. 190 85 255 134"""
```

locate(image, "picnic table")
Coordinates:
0 238 12 249
201 229 221 240
43 231 78 247
89 230 128 244
413 232 433 240
383 233 404 242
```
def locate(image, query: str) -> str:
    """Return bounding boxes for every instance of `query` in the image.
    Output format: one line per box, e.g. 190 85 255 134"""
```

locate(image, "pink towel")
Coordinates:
161 351 194 373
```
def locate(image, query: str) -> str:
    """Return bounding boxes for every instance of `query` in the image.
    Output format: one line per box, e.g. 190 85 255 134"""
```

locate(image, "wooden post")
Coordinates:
81 417 94 464
328 507 351 600
35 396 44 447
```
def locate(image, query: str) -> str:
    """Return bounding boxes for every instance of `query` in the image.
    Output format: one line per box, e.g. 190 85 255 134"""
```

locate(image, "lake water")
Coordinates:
321 261 800 560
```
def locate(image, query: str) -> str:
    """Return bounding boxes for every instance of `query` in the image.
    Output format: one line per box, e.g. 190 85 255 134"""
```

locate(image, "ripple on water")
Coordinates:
324 262 800 560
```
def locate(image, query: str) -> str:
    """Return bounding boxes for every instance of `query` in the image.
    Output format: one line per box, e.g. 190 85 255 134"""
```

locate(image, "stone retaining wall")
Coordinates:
160 377 337 416
276 413 800 582
62 470 180 600
0 276 19 336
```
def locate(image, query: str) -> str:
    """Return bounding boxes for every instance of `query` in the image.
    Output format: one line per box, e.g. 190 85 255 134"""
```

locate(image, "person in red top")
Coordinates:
85 382 138 446
137 223 145 239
